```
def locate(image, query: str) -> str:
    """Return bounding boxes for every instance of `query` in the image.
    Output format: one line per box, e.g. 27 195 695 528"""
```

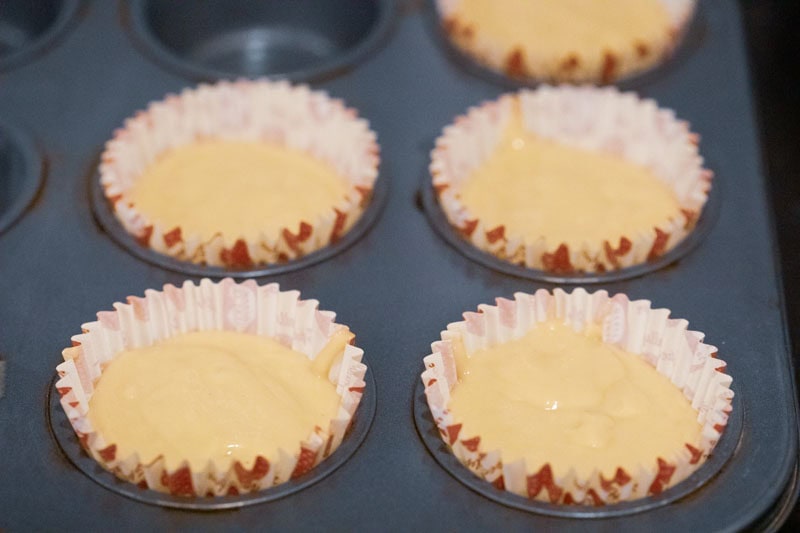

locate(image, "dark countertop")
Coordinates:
741 0 800 530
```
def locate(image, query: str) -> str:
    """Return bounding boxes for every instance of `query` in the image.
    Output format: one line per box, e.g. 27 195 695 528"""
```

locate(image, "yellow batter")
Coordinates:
458 103 679 249
448 321 701 479
128 140 349 242
453 0 671 72
88 330 343 471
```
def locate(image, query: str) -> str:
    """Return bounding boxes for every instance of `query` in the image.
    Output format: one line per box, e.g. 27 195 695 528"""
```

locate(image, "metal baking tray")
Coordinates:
0 0 797 530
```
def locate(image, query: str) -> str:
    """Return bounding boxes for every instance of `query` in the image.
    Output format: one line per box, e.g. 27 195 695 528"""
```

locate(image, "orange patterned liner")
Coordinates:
56 278 367 497
100 79 380 268
422 288 733 505
430 86 712 274
435 0 696 83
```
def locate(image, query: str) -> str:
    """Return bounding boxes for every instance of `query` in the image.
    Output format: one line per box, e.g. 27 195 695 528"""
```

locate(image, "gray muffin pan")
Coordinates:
0 0 797 530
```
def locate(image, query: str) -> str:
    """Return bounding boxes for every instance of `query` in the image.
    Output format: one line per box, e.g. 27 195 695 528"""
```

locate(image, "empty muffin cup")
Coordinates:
0 0 80 70
128 0 396 81
0 120 42 235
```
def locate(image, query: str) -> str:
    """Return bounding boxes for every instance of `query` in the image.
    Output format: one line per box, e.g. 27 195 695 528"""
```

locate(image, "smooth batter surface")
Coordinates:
88 330 342 471
128 140 349 242
454 0 671 65
448 321 701 479
458 104 679 249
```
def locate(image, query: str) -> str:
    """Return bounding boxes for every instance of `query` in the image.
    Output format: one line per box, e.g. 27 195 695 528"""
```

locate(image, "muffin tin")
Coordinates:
0 0 797 530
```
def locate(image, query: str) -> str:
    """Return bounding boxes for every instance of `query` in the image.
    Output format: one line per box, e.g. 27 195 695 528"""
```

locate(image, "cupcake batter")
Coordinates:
458 103 680 250
451 0 673 78
88 330 345 470
127 140 349 242
448 321 701 479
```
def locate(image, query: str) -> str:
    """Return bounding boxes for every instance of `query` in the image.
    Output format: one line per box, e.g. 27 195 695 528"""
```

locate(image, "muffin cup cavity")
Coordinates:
99 79 380 270
430 86 712 276
128 0 396 81
0 120 42 235
0 0 80 70
420 288 734 507
55 278 369 499
434 0 696 84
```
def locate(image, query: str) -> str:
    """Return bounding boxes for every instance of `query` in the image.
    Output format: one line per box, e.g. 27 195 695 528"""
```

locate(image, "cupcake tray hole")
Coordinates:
413 378 743 518
127 0 397 81
0 0 80 70
425 0 707 90
419 175 721 284
89 169 389 278
0 120 42 235
47 365 377 510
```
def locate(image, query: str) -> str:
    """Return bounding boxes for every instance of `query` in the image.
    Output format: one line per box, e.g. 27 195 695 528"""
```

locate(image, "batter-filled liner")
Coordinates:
421 288 733 505
100 79 379 268
431 86 711 274
56 278 367 497
434 0 696 83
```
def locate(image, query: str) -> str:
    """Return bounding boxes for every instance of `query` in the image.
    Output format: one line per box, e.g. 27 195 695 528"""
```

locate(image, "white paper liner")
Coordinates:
100 79 380 268
436 0 696 83
421 288 733 505
430 85 712 273
55 278 367 497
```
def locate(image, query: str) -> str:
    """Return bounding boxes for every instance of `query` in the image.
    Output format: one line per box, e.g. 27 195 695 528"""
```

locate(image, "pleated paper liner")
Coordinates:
98 79 381 275
429 86 712 279
418 288 737 513
418 175 719 284
53 278 374 508
433 0 697 85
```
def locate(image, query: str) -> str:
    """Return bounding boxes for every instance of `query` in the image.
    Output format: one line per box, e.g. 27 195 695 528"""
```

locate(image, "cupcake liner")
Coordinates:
55 278 367 497
100 79 380 268
430 86 712 274
421 288 733 505
436 0 696 83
